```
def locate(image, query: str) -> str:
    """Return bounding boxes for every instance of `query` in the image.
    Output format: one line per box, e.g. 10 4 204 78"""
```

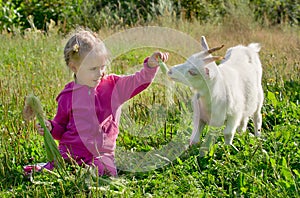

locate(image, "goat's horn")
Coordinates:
207 45 224 54
203 56 224 64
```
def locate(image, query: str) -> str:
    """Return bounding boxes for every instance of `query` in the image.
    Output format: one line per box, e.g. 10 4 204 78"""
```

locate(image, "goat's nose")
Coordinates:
167 70 172 75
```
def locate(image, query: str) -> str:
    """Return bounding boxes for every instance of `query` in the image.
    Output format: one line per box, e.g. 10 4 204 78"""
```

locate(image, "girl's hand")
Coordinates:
147 52 169 68
36 120 52 136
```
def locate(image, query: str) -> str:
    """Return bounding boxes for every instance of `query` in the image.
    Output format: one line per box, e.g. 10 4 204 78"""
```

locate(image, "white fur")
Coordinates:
168 36 264 145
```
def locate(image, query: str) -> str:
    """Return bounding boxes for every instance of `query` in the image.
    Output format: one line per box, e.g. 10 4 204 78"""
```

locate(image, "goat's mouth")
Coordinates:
168 76 179 81
167 76 191 86
167 73 176 80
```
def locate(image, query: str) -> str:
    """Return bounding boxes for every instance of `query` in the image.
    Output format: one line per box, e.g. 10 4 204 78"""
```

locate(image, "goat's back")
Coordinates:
219 43 263 116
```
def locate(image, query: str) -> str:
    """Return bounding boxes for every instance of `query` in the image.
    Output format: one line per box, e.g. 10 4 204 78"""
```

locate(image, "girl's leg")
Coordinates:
92 154 117 176
43 161 55 170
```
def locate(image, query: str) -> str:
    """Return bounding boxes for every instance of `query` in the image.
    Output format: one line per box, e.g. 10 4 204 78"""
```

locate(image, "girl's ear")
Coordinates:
69 62 78 73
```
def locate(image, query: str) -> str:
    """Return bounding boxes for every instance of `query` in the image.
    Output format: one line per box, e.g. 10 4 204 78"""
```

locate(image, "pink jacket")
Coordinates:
49 58 158 158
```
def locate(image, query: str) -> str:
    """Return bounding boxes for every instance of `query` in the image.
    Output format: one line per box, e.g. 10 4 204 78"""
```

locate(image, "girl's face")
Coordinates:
73 51 107 88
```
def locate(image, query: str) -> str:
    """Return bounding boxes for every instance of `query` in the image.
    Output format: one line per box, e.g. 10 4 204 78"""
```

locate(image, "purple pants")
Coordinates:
43 152 117 176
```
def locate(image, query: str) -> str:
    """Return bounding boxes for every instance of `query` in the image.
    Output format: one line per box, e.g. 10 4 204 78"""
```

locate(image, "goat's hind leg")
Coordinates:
253 110 262 137
254 89 263 137
238 117 249 133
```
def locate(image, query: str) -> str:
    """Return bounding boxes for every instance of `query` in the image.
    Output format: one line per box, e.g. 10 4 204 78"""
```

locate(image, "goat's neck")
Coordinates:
198 69 227 124
199 68 225 97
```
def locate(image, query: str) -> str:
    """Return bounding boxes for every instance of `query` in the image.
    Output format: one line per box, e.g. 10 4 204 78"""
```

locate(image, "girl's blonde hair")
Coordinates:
64 29 109 68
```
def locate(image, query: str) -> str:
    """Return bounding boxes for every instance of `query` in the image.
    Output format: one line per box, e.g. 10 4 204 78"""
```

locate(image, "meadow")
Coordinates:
0 19 299 197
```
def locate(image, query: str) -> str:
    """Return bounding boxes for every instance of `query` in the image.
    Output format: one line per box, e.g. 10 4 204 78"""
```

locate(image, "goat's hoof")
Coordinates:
231 144 239 152
224 140 233 145
255 132 261 137
189 141 200 146
184 144 190 150
224 134 234 145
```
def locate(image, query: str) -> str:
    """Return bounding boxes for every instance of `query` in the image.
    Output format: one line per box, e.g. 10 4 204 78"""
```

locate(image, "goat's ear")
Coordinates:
205 67 210 77
203 56 224 64
224 49 232 60
204 67 216 79
201 36 209 51
188 68 200 76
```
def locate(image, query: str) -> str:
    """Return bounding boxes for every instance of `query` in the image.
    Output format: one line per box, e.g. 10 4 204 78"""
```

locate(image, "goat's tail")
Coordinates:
248 43 261 53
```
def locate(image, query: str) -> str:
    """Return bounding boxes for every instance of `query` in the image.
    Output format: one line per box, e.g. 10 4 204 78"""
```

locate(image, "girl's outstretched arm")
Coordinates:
111 52 169 104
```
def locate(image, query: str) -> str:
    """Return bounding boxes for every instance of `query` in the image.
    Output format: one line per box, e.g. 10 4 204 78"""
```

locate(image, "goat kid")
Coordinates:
167 36 264 145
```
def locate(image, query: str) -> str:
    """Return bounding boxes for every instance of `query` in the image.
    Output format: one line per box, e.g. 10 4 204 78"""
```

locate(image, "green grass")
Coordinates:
0 22 299 197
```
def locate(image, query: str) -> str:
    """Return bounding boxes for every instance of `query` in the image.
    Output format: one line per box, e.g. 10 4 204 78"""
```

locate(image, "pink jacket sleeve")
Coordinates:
112 57 159 105
49 96 69 140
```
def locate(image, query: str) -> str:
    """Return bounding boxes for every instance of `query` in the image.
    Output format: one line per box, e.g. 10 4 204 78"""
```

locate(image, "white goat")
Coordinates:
167 36 263 145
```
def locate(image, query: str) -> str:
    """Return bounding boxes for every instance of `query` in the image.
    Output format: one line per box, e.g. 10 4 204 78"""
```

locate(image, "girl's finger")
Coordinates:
164 52 169 61
154 52 161 60
161 52 169 62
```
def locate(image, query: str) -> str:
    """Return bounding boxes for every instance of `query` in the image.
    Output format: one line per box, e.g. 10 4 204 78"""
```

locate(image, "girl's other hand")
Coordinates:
147 52 169 68
36 120 52 136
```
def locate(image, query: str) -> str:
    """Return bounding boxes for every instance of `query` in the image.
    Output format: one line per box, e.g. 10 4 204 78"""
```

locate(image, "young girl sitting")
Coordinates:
36 29 169 176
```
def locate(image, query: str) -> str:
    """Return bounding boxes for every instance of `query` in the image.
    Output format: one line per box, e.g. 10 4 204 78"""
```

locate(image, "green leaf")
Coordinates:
267 91 278 107
281 168 293 183
270 158 276 169
281 157 287 168
240 187 248 193
292 169 300 177
158 57 169 75
177 157 183 165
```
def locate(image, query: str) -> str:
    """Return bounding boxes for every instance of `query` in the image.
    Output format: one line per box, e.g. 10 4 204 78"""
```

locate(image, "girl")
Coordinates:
36 29 169 176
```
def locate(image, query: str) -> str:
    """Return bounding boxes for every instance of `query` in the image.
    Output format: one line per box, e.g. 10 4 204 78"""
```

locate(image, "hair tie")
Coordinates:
73 34 80 52
73 44 79 52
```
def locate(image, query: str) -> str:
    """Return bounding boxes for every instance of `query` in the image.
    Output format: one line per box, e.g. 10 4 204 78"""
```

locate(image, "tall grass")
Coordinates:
0 16 299 197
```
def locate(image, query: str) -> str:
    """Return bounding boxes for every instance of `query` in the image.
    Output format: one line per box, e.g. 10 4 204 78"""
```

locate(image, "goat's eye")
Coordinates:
188 69 198 76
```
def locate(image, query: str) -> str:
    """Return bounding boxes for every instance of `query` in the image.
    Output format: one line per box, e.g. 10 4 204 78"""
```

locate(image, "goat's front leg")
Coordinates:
190 120 205 145
223 116 240 145
190 95 205 145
